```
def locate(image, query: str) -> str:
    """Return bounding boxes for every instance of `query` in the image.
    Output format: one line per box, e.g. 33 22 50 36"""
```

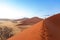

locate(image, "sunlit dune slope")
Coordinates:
7 20 44 40
7 13 60 40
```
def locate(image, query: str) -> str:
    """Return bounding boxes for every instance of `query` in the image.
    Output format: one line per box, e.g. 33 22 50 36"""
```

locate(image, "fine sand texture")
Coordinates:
7 14 60 40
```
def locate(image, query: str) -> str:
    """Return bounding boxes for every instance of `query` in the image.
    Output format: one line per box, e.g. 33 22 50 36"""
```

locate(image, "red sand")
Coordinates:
46 13 60 26
7 14 60 40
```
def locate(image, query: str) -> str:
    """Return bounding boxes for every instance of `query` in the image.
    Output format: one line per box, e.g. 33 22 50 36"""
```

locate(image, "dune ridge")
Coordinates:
7 13 60 40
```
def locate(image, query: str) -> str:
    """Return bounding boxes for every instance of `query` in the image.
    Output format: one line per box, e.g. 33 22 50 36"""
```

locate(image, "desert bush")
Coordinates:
0 26 13 40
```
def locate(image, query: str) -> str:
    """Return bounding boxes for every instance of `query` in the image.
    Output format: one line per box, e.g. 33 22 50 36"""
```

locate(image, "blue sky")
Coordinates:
0 0 60 19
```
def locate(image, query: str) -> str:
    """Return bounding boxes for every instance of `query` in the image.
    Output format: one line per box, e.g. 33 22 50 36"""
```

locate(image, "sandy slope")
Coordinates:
7 14 60 40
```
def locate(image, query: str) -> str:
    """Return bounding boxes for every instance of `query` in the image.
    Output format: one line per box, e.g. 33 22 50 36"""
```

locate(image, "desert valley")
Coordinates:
0 13 59 40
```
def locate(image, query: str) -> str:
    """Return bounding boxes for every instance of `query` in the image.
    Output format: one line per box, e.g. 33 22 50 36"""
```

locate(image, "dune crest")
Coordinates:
7 14 60 40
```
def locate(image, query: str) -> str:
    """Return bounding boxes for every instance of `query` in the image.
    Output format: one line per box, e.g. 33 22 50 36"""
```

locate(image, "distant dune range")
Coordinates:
7 13 60 40
16 17 43 31
0 17 43 39
17 17 43 25
15 17 43 25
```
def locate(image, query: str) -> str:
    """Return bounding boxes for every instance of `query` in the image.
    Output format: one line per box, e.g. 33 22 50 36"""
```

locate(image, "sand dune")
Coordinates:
7 13 60 40
19 17 43 25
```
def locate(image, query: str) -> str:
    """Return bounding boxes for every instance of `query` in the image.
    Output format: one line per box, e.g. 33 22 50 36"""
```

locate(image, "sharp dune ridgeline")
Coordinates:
7 13 60 40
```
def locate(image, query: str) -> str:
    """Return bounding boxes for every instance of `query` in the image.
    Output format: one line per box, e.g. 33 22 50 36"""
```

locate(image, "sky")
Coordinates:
0 0 60 19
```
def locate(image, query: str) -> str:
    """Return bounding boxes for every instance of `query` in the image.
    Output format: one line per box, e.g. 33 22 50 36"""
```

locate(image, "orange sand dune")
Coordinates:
7 14 60 40
46 13 60 26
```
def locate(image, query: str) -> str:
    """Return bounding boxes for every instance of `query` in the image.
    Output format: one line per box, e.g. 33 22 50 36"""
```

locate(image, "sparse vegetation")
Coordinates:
0 26 13 40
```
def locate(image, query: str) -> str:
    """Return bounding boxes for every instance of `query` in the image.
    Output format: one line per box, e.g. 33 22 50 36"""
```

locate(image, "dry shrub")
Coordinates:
0 26 13 40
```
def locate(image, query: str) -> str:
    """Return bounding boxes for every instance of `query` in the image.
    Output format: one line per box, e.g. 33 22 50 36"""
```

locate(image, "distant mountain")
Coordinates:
0 17 43 25
17 17 43 25
0 19 11 21
14 18 29 21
